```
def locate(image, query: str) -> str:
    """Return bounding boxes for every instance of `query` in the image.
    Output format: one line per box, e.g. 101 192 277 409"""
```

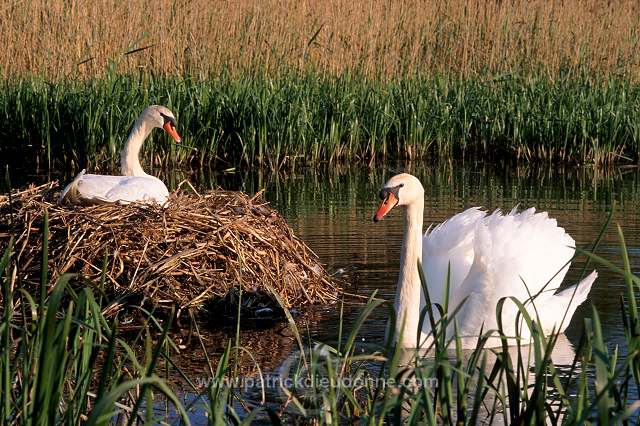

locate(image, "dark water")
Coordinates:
5 161 640 421
230 163 640 347
162 162 639 422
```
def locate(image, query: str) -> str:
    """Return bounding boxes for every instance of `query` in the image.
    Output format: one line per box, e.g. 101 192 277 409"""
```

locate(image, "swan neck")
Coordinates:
394 201 424 347
120 118 152 176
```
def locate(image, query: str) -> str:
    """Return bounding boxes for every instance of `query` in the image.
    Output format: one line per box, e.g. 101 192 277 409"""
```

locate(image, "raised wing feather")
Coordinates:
452 208 577 340
422 207 486 313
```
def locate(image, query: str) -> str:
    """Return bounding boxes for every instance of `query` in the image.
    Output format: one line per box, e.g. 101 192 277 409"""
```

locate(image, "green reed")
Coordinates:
268 222 640 424
0 231 190 423
0 73 639 173
1 205 639 423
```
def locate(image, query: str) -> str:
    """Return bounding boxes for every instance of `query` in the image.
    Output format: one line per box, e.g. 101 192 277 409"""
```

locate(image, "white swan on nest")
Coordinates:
59 105 181 206
373 173 597 349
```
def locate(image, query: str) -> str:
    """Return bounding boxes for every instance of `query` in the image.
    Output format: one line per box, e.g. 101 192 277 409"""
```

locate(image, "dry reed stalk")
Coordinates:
0 0 638 80
0 182 339 317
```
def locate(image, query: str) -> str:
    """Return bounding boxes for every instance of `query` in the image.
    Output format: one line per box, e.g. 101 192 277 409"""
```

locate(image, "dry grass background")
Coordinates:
1 0 639 80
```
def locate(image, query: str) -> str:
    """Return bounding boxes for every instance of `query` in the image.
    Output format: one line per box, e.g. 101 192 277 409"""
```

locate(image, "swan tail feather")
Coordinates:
542 270 597 334
58 169 86 205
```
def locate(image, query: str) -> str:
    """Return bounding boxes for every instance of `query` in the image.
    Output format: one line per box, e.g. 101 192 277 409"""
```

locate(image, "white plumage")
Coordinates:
59 170 171 205
374 173 597 348
59 105 181 206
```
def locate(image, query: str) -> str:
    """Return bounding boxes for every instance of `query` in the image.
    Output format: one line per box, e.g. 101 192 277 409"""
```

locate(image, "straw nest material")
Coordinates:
0 182 338 316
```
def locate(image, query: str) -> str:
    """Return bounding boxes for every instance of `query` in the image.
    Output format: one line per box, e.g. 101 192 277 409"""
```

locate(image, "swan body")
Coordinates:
374 173 596 349
59 105 181 206
60 170 172 205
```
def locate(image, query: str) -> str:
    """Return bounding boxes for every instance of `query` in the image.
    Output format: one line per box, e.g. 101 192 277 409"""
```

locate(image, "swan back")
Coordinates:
428 207 581 342
59 170 169 206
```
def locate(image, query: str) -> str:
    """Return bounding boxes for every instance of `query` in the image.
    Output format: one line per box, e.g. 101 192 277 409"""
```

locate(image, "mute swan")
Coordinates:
59 105 181 206
373 173 597 349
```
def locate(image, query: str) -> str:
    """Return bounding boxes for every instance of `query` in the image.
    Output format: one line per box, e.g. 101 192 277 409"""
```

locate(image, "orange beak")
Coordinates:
163 122 182 143
373 192 398 222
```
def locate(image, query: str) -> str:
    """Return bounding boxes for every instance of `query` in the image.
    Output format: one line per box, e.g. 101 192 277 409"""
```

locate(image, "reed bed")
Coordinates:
0 182 338 318
2 0 639 169
1 74 639 171
1 0 639 80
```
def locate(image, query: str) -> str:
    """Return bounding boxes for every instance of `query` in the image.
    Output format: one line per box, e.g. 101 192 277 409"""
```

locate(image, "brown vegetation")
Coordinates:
0 183 338 316
1 0 638 80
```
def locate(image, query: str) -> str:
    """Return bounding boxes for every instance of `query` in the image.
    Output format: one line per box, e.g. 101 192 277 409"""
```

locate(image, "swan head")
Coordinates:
373 173 424 222
140 105 182 143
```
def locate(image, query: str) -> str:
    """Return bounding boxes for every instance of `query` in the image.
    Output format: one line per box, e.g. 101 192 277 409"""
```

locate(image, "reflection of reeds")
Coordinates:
2 0 639 80
253 164 640 288
259 162 640 223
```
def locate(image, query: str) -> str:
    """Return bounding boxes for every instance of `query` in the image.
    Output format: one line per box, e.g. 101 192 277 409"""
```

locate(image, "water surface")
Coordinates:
6 161 640 421
168 161 640 422
225 163 640 347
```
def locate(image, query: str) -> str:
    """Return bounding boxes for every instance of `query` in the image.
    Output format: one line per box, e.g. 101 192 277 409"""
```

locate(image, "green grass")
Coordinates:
259 222 640 424
1 210 639 423
0 239 190 424
0 73 639 173
0 205 640 425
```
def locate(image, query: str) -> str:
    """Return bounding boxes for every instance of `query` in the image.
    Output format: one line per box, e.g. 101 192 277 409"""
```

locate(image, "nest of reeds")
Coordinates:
0 183 338 317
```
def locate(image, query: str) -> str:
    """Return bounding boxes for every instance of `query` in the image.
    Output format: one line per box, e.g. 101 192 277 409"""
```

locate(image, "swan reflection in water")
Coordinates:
276 332 580 423
393 332 580 423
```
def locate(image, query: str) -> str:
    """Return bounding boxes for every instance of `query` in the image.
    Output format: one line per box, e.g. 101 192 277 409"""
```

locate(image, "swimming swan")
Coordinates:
373 173 597 348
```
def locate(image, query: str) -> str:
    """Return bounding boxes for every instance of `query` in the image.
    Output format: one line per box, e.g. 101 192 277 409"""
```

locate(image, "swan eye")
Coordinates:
160 112 176 128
